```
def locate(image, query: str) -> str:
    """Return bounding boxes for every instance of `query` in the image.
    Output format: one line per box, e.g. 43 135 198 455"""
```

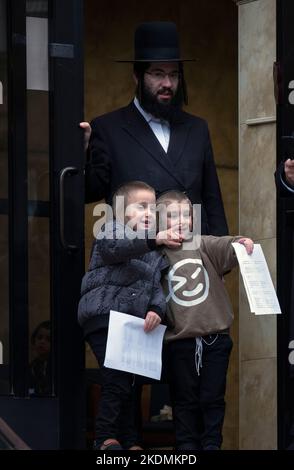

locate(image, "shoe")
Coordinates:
93 438 123 450
128 445 143 450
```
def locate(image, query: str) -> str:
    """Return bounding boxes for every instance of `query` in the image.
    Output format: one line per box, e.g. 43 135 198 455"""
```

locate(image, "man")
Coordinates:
81 21 228 236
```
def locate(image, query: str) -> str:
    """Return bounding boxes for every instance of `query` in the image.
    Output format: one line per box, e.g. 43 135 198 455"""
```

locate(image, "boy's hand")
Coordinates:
79 122 92 151
156 226 183 248
238 238 254 255
144 311 161 332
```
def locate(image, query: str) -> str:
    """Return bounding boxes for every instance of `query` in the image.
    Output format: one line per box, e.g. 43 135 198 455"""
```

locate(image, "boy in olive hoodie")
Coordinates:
157 190 253 451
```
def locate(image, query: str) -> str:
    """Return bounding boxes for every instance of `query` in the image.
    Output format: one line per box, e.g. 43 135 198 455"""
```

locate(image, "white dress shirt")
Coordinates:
134 97 170 153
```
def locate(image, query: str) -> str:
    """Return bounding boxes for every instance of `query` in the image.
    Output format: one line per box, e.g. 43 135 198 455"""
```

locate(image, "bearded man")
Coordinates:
81 21 228 236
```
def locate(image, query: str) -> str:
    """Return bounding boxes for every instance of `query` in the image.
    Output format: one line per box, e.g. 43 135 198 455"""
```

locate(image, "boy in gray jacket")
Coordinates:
157 190 253 451
78 181 180 451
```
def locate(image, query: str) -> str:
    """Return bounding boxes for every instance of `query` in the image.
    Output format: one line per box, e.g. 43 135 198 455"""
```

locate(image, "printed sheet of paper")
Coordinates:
232 243 281 315
104 310 166 380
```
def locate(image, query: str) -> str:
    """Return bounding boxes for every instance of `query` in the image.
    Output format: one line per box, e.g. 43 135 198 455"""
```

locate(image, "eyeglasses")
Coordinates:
145 70 180 82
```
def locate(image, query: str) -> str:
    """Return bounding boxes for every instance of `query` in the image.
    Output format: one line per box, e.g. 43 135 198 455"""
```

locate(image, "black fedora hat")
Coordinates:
116 21 195 62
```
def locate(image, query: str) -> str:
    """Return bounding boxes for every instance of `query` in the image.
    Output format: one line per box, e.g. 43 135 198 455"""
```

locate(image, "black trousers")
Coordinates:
87 329 138 449
166 334 233 450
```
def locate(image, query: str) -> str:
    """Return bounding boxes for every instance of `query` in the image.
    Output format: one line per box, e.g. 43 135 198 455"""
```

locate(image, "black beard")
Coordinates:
139 82 183 122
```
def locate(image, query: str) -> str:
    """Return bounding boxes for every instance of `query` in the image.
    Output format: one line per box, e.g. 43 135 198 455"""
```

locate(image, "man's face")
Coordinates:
124 189 156 231
135 62 182 120
144 62 180 105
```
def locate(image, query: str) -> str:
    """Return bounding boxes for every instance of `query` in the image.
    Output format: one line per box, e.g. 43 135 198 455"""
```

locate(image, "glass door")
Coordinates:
277 0 294 451
0 0 9 395
0 0 85 449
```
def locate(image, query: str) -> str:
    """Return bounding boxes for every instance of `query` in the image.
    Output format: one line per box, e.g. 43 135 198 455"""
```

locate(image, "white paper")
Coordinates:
232 243 281 315
104 310 166 380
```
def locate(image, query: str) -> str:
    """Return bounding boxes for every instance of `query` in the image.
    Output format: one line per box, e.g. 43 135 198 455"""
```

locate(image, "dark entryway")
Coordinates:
0 0 85 449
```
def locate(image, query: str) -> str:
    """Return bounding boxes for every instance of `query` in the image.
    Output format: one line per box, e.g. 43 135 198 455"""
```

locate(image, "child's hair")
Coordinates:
31 321 50 346
157 189 192 207
112 180 155 218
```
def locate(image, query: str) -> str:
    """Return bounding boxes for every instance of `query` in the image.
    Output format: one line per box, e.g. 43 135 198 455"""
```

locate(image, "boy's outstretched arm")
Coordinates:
98 223 182 265
98 221 159 264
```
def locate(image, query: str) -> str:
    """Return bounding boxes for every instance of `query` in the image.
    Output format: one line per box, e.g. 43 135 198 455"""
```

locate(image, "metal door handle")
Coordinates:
59 166 78 251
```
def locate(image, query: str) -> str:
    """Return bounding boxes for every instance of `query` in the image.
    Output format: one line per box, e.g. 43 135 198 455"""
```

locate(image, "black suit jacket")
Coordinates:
85 102 228 236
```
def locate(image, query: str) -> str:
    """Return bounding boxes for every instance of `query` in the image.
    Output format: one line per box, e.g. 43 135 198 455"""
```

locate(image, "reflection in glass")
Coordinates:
28 216 51 395
28 320 51 396
0 215 9 394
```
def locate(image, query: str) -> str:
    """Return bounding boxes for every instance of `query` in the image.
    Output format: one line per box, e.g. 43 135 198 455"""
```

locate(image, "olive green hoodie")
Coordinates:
162 235 241 341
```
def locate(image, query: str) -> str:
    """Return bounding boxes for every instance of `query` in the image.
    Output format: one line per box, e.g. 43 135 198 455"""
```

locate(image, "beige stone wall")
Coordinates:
238 0 277 449
84 0 239 448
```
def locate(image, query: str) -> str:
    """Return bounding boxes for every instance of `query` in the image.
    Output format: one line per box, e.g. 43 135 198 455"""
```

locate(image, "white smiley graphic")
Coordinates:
166 258 209 306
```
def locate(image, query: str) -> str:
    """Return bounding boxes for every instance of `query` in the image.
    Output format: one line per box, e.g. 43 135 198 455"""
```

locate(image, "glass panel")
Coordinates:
26 1 49 201
26 1 51 396
28 216 51 395
0 0 9 395
27 90 49 202
26 0 48 18
0 0 8 199
286 230 294 448
0 215 9 394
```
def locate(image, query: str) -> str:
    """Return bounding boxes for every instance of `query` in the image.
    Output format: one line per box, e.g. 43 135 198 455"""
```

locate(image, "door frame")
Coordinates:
0 0 85 449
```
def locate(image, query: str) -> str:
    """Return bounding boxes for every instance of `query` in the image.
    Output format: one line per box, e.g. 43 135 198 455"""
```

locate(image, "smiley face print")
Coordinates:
166 258 209 307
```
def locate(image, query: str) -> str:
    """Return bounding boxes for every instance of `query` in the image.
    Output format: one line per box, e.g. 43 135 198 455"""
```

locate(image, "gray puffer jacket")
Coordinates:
78 221 168 336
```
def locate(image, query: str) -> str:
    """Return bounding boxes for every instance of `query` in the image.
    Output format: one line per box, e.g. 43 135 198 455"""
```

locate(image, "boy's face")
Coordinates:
124 189 156 231
164 201 192 237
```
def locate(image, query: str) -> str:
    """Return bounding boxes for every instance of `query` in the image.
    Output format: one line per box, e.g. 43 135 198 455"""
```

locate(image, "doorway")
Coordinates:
83 0 238 449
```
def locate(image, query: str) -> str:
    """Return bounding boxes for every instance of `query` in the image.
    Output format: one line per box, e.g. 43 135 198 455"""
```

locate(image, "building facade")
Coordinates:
0 0 293 450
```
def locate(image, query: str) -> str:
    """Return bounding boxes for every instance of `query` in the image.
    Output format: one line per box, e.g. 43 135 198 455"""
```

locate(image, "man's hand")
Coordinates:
144 311 161 332
156 226 183 248
79 122 92 152
284 159 294 187
238 238 254 255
